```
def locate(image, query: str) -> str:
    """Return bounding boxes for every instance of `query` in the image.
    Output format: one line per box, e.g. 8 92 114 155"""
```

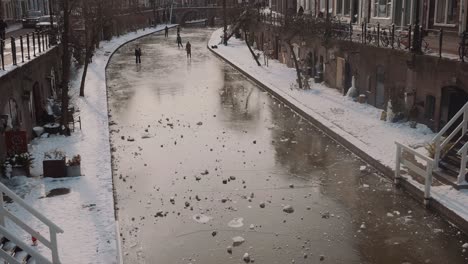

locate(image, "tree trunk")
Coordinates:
244 31 261 66
79 5 89 97
287 41 303 89
79 51 90 97
60 0 71 135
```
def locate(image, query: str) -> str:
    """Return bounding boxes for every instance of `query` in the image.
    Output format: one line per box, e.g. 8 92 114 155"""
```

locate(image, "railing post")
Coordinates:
391 24 395 49
0 193 5 227
424 162 433 207
349 20 353 42
395 143 401 185
11 37 17 66
463 107 468 135
461 32 467 62
458 146 468 185
0 39 4 70
361 22 365 43
434 138 441 170
32 32 36 57
38 32 41 53
377 23 380 47
408 25 412 50
364 22 367 44
20 35 24 63
27 34 30 60
439 28 443 58
50 227 60 264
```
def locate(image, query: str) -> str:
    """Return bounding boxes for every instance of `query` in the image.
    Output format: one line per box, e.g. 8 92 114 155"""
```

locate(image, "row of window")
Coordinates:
329 0 457 25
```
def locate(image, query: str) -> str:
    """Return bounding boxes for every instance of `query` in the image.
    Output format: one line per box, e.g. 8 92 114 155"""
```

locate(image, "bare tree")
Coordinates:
60 0 71 135
79 0 111 97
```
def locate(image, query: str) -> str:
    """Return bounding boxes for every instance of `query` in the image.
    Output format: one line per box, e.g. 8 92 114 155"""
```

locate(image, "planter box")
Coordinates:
43 159 66 178
66 165 81 177
11 166 30 177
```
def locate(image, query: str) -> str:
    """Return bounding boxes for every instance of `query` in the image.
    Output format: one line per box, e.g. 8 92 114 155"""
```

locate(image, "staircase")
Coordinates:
0 182 63 264
0 235 37 264
433 101 468 188
439 133 468 180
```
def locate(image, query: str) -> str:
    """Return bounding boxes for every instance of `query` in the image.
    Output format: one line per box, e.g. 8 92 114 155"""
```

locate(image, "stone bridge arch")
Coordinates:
175 8 219 26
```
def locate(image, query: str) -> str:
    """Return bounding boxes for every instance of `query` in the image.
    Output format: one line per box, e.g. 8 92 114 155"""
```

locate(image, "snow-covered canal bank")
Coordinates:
108 28 468 264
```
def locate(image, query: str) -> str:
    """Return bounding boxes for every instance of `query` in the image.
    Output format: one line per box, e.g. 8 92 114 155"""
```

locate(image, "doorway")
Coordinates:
344 61 352 95
440 86 468 131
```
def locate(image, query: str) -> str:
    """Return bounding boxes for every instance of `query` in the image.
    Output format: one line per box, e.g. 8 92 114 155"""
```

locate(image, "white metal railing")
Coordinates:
457 141 468 185
395 142 434 206
433 101 468 184
0 182 63 263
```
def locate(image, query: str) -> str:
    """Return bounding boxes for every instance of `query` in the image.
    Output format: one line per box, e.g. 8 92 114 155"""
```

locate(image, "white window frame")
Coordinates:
335 0 351 16
373 0 392 18
434 0 457 26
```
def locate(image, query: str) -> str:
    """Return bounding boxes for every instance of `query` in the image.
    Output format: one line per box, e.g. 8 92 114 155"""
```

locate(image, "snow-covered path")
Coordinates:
208 28 468 226
4 25 173 264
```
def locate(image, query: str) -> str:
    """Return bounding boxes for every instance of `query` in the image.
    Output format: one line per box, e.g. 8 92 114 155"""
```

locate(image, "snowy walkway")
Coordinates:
4 25 172 263
208 28 468 225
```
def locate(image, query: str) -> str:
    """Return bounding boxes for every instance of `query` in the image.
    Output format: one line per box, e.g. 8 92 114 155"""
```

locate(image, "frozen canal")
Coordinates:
106 28 468 263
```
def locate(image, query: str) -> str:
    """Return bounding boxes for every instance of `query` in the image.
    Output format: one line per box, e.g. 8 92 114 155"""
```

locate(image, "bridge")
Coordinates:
134 6 237 26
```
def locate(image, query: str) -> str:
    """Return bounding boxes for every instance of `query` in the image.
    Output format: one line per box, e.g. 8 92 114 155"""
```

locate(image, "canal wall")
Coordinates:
207 32 468 235
0 46 61 162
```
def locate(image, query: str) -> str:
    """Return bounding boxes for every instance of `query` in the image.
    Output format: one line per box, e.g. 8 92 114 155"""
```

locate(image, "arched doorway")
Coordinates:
440 86 468 129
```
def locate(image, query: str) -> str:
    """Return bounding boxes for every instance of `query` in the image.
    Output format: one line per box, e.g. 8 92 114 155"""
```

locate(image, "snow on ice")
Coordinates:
3 25 173 263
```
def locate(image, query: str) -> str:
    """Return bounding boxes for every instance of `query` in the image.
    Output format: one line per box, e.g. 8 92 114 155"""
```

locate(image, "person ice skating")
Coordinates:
164 25 169 38
177 34 183 48
177 26 180 35
185 41 191 59
0 19 7 40
135 45 142 64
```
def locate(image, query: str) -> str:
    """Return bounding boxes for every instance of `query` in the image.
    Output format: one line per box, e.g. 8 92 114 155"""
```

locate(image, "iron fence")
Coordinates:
258 10 467 62
0 31 56 71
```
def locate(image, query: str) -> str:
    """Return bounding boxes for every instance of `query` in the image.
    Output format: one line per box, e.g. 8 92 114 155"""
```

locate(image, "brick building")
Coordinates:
0 47 61 161
251 2 468 131
268 0 467 34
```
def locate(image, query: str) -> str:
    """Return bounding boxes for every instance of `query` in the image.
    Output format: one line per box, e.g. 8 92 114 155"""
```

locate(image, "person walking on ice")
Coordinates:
164 26 169 38
185 41 191 59
177 34 183 48
135 45 142 64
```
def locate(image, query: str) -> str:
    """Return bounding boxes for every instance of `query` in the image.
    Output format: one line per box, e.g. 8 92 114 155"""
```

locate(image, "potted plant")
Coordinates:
66 155 81 177
3 152 34 177
43 149 66 178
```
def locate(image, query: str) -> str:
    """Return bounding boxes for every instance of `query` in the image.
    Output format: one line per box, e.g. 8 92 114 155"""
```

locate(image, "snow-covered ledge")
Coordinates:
4 24 174 264
207 28 468 231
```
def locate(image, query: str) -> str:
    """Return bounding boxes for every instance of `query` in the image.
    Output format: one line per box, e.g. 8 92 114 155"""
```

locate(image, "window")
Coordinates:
425 95 436 119
320 0 333 13
435 0 457 25
373 0 391 18
336 0 350 16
